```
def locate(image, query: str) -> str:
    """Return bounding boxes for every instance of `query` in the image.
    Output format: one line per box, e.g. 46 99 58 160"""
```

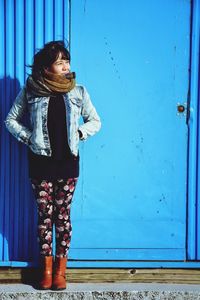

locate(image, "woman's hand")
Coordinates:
78 130 83 139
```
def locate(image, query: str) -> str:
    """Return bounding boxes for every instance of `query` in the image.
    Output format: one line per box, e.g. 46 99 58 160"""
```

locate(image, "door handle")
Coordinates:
177 104 185 113
177 102 187 116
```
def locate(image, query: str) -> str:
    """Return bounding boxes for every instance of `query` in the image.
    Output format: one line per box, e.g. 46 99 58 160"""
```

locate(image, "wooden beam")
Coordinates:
0 268 200 284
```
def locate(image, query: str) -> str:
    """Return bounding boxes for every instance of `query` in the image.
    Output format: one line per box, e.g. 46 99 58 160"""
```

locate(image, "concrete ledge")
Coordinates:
1 283 200 299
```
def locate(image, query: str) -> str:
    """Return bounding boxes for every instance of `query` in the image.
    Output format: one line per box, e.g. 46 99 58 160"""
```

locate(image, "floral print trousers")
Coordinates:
31 177 78 258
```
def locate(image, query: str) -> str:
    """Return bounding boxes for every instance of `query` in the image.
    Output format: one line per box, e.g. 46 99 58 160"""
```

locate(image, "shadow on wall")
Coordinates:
0 76 39 267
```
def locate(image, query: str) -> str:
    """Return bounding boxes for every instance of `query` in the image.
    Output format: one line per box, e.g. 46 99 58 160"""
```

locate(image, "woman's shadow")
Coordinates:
0 76 40 286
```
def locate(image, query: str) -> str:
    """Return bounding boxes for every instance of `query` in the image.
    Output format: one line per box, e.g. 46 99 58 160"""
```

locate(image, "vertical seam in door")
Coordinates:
68 0 71 52
186 0 194 261
3 0 7 262
186 0 200 261
23 0 26 83
33 0 36 52
53 0 55 40
43 0 46 43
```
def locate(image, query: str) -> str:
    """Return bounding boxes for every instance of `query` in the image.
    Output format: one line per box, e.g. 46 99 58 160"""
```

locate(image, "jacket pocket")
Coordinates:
69 97 82 107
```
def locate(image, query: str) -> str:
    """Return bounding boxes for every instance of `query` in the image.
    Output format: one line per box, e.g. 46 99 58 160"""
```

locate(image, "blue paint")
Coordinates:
45 0 54 42
68 249 185 261
0 0 70 264
196 1 200 260
35 0 44 50
1 260 200 269
0 0 5 262
187 0 200 260
4 0 15 263
0 0 200 268
71 0 191 260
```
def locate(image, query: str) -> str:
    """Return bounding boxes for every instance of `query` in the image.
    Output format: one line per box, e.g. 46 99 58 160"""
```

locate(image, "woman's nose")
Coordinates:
63 63 69 70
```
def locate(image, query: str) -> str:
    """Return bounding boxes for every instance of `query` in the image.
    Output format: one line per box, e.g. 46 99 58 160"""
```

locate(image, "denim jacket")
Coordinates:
5 84 101 157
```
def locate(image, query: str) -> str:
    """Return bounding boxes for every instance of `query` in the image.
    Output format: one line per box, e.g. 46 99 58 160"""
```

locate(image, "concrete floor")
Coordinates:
0 283 200 299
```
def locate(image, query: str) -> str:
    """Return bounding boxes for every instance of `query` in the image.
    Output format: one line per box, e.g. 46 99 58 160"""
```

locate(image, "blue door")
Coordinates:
70 0 191 262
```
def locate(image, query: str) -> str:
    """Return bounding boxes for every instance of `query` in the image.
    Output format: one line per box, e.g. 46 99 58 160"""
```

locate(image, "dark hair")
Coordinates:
31 40 70 79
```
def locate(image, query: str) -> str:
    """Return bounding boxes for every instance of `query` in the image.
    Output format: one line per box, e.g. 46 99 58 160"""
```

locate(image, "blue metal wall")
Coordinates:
1 0 200 268
0 0 70 266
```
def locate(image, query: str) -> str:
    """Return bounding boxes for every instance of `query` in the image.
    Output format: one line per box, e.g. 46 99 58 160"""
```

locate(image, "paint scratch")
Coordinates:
104 37 121 80
84 0 87 13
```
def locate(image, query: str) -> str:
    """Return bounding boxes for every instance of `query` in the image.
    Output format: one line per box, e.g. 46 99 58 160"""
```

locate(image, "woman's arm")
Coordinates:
4 87 32 145
78 87 101 140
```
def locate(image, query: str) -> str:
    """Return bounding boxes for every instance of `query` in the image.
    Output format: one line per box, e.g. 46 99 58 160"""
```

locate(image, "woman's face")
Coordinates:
47 52 70 75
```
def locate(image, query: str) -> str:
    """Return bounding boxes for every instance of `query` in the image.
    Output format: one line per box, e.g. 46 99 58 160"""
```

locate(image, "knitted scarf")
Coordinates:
26 70 76 97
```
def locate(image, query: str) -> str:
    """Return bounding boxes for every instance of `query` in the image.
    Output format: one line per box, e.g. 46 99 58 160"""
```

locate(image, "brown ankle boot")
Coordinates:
52 257 67 290
39 256 53 289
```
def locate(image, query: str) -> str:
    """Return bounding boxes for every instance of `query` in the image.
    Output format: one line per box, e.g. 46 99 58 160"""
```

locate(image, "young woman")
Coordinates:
5 41 101 290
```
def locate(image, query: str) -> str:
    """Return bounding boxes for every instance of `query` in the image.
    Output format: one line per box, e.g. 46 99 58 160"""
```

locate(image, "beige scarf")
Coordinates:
26 70 76 97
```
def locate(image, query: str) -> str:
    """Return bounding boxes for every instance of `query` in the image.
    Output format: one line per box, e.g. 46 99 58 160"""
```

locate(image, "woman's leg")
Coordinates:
53 177 78 258
52 177 78 290
31 179 54 289
31 179 54 256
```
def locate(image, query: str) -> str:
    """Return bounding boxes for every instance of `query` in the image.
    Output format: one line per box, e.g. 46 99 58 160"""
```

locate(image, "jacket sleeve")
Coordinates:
4 87 32 146
78 86 101 140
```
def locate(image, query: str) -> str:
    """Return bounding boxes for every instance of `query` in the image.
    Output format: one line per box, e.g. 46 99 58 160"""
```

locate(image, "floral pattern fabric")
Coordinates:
31 177 78 258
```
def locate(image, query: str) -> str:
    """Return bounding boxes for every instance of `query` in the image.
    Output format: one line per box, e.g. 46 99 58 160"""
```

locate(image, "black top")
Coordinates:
28 95 79 180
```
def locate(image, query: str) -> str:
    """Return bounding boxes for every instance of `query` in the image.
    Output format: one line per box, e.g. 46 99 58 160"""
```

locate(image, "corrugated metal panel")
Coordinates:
0 0 70 266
